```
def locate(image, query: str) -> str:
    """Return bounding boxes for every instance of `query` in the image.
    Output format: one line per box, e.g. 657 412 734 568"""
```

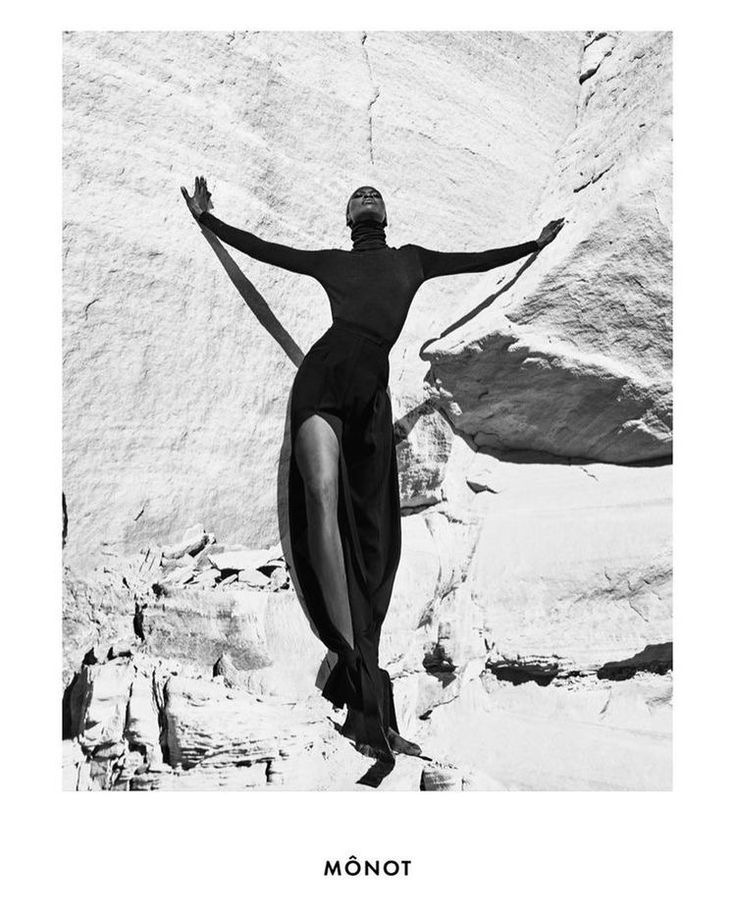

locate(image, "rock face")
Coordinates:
62 626 671 792
422 31 672 462
62 448 672 791
63 31 672 791
62 30 583 569
462 461 672 673
395 403 455 509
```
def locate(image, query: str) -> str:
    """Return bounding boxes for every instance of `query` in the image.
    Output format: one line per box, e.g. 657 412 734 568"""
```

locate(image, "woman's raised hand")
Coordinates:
537 217 565 249
181 175 214 220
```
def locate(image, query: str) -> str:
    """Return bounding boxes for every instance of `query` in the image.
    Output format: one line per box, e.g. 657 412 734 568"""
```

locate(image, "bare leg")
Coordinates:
295 414 395 766
294 414 354 651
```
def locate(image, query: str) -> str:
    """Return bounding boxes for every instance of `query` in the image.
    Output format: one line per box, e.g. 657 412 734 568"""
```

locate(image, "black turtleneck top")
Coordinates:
197 211 539 346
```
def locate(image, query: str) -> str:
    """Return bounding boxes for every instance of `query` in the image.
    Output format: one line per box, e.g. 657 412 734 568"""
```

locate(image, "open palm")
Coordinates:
181 175 213 219
537 217 565 249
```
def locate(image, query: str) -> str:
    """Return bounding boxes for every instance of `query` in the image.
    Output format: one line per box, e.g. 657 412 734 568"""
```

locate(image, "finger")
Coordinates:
180 187 189 200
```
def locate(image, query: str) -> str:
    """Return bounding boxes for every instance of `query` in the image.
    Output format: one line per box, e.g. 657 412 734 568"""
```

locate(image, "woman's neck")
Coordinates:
350 219 387 251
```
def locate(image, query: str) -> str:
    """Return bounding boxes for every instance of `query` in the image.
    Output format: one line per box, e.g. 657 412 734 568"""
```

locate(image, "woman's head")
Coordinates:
346 186 387 228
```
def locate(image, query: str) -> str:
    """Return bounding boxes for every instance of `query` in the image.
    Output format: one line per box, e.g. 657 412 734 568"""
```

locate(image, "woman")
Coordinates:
181 176 564 766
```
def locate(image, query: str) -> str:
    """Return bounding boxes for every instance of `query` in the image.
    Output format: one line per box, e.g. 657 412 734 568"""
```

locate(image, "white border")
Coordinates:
3 1 732 914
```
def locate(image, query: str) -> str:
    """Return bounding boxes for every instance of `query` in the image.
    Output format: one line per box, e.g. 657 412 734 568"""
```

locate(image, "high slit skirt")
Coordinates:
287 316 402 754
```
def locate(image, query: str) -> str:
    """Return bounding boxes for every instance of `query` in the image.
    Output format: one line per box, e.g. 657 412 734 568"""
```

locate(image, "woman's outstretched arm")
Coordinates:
196 211 328 278
412 218 565 281
412 240 539 280
181 176 328 278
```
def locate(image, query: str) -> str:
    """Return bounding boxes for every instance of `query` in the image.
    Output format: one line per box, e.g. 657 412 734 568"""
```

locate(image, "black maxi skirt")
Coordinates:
287 316 402 757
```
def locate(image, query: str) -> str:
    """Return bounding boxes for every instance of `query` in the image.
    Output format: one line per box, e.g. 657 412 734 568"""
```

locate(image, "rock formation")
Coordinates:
422 31 672 463
63 30 672 791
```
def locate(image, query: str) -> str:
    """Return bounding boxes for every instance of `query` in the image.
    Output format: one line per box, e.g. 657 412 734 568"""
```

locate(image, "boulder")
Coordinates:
422 31 672 463
76 656 135 755
161 523 209 559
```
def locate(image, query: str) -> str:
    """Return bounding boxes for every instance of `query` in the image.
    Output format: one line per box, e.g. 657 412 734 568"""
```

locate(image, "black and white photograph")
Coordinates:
60 28 673 792
5 0 735 912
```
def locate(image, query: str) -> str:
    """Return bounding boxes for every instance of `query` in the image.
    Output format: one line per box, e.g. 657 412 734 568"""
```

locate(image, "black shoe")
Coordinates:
386 727 422 757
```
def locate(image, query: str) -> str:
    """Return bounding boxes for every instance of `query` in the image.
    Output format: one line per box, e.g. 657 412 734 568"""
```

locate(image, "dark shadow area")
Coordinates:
620 455 672 469
417 248 539 361
355 758 396 787
486 642 673 687
133 599 146 641
488 659 560 687
199 224 304 368
422 644 457 686
61 672 80 740
597 642 673 681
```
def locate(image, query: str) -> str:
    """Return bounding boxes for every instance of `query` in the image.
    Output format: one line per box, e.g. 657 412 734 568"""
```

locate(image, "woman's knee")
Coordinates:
295 416 340 514
304 475 338 515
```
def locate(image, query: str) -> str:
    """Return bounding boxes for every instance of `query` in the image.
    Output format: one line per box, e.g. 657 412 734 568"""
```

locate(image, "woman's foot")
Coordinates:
342 706 395 764
386 727 422 757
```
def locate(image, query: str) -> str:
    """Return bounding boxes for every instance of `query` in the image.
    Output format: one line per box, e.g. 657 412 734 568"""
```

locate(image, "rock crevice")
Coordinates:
360 31 381 165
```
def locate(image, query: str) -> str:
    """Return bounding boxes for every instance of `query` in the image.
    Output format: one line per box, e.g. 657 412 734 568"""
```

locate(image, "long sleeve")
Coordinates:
411 239 539 281
198 211 329 278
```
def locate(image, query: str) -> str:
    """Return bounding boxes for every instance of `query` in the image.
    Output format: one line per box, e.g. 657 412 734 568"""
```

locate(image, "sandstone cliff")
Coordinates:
63 30 672 791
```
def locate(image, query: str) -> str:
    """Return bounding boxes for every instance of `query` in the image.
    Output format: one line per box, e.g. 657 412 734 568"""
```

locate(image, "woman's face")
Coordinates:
346 186 387 227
